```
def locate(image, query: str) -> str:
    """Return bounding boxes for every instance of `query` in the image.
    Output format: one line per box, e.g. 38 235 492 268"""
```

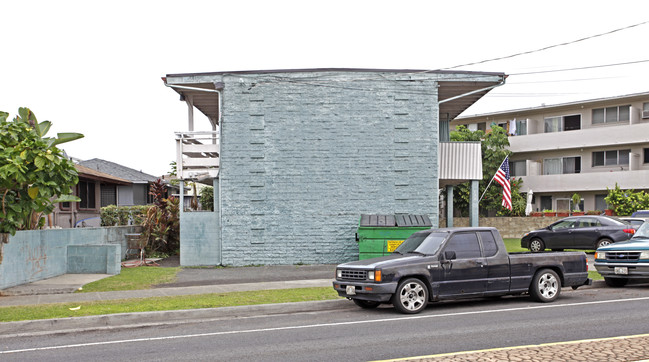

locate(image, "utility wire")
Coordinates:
509 59 649 75
424 20 649 72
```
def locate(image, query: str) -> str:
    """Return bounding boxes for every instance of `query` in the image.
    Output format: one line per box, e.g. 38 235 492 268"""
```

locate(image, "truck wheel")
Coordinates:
596 238 613 249
604 277 628 287
530 269 561 303
353 299 381 309
529 238 545 253
391 278 428 314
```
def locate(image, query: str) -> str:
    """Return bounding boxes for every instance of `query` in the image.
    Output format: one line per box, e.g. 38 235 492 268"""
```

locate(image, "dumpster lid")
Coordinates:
360 214 431 227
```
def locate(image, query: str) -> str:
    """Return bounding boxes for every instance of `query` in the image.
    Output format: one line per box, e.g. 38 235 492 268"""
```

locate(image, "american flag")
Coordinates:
494 156 512 210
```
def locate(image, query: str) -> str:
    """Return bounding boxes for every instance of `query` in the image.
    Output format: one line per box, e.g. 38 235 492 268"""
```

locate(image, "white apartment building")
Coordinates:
454 92 649 213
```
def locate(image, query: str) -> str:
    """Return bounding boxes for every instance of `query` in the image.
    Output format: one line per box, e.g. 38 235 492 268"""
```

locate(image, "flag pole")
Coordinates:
479 156 509 202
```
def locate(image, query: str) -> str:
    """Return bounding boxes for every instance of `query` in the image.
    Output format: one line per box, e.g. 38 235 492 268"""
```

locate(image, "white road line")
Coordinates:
3 296 649 355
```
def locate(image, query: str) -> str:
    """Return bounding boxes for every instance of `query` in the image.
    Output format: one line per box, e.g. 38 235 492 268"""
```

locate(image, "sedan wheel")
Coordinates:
596 238 613 249
529 238 545 253
391 278 428 314
530 269 561 303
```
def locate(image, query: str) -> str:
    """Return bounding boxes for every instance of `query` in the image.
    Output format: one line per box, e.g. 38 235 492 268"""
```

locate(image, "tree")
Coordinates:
449 125 525 216
0 108 83 236
199 186 214 211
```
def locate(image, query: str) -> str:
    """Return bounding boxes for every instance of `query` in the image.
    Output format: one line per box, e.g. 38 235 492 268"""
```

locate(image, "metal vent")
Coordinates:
340 270 368 280
605 251 641 261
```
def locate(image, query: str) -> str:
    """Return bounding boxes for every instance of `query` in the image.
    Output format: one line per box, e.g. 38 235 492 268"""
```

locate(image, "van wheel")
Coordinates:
391 278 428 314
529 238 545 253
604 277 628 287
530 269 561 303
353 299 380 309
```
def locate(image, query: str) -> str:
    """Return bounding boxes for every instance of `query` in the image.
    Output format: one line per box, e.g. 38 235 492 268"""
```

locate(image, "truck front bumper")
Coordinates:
595 262 649 279
332 281 398 302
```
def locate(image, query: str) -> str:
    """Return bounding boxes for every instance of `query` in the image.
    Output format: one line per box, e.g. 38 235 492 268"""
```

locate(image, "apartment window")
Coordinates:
543 157 581 175
544 114 581 133
78 180 96 209
514 119 527 135
477 122 486 132
595 194 608 212
592 105 630 124
645 148 649 164
541 196 553 211
509 160 526 176
643 102 649 119
60 201 70 210
592 149 630 167
544 117 562 133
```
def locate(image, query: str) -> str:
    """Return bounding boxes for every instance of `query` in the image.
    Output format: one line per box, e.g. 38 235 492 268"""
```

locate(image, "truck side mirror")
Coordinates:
444 250 456 261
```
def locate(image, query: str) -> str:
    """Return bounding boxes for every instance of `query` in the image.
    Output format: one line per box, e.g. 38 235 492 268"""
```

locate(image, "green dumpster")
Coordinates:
356 214 432 260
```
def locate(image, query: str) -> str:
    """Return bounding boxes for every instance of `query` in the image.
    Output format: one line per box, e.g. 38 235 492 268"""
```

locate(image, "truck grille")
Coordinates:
605 251 641 261
339 270 367 280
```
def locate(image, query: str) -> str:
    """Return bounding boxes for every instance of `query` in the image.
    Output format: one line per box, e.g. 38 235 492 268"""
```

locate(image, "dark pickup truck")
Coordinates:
333 227 592 314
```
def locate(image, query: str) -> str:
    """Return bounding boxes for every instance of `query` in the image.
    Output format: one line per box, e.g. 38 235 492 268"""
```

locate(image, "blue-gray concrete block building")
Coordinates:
163 69 505 266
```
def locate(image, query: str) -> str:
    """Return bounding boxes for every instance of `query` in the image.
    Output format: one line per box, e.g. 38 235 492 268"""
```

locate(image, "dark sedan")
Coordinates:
521 216 636 252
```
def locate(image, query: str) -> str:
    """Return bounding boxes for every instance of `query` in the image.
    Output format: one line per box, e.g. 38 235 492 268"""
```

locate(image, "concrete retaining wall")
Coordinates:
0 226 141 290
440 216 564 238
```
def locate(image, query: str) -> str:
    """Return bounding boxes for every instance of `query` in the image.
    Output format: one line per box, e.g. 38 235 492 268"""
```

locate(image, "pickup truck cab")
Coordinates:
594 221 649 287
333 227 592 314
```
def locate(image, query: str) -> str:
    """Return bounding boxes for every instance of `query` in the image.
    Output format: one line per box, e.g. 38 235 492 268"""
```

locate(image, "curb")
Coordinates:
0 299 352 337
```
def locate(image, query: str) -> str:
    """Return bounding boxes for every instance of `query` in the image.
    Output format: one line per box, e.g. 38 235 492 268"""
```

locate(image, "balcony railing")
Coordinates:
175 131 219 181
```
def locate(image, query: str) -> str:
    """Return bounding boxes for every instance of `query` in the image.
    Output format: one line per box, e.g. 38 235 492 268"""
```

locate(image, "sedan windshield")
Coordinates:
394 231 448 255
632 222 649 239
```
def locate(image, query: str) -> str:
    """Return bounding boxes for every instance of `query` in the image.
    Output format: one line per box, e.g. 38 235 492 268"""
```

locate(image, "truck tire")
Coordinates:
529 269 561 303
596 238 613 249
353 299 381 309
391 278 428 314
529 238 545 253
604 277 628 287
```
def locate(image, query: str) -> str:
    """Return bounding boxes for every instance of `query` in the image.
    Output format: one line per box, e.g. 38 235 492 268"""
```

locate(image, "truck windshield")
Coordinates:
394 232 448 255
632 222 649 239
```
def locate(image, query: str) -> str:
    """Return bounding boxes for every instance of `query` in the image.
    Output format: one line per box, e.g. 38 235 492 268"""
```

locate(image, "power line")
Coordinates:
509 59 649 75
425 20 649 72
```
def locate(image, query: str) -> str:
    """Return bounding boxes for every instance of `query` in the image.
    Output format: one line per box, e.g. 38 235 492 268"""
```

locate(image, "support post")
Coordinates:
469 180 479 227
446 185 454 227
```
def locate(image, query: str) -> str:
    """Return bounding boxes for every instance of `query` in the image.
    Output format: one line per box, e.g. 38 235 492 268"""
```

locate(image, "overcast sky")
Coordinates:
3 1 648 176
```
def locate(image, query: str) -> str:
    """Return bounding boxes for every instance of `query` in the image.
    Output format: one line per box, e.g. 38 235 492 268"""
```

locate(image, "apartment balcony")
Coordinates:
175 131 219 181
509 122 649 154
517 169 649 193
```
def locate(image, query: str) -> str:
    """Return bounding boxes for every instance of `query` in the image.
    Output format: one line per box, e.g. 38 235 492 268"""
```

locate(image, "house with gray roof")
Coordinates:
79 158 160 206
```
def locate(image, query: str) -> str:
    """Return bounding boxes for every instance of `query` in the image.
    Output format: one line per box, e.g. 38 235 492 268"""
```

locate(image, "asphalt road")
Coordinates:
2 285 649 361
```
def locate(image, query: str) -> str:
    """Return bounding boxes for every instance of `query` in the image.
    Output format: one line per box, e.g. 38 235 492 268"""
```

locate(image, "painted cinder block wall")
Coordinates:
0 226 139 290
217 71 440 265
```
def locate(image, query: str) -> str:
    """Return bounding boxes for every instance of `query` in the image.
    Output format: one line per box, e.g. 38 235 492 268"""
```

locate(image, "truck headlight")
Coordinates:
595 251 607 260
368 270 382 282
336 269 342 279
640 251 649 260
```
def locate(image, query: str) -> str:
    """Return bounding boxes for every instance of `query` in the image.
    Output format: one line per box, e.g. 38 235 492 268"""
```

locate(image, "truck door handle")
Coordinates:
477 260 486 267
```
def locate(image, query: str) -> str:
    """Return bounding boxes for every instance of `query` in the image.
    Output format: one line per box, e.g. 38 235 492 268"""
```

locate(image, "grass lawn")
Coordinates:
0 287 341 322
78 267 181 293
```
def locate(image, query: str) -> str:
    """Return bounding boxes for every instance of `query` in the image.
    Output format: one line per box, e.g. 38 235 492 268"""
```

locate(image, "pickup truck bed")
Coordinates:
334 227 591 314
